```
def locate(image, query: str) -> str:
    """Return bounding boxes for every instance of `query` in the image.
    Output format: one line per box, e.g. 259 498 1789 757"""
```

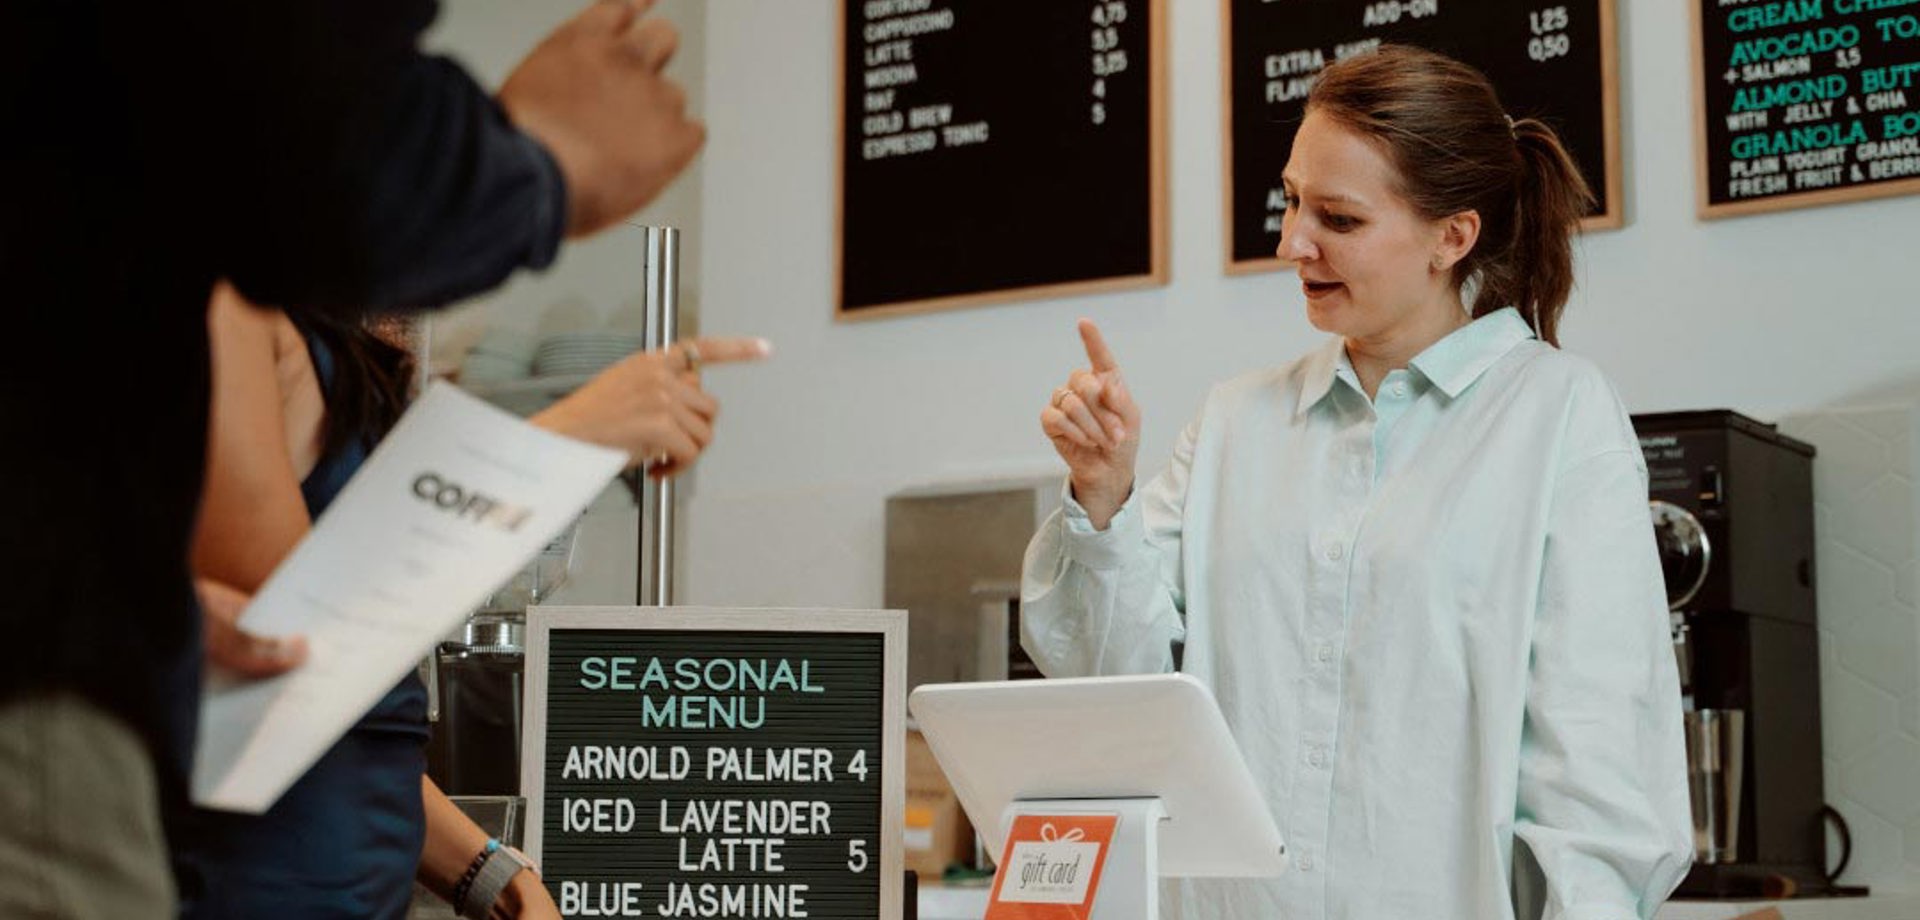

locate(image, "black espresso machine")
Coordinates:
1634 410 1843 898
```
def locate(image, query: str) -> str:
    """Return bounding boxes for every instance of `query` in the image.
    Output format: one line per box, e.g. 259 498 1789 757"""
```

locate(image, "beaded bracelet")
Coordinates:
449 839 497 914
460 840 535 920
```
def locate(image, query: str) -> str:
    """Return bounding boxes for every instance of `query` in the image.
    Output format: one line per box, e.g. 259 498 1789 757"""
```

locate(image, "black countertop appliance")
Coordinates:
1634 409 1835 898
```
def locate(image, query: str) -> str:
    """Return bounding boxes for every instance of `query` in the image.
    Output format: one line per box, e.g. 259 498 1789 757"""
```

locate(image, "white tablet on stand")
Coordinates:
909 674 1285 919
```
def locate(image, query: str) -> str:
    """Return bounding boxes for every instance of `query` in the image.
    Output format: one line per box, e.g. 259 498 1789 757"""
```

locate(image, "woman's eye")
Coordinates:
1282 195 1301 211
1323 212 1358 231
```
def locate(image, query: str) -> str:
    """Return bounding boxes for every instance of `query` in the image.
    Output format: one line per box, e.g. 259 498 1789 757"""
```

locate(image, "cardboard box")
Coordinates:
904 730 975 881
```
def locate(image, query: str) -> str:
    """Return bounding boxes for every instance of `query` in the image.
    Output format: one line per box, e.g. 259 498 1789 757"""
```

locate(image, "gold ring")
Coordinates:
1052 388 1071 409
679 343 703 374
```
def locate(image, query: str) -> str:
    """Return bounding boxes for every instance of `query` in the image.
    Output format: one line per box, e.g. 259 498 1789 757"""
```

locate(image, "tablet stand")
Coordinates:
910 674 1288 918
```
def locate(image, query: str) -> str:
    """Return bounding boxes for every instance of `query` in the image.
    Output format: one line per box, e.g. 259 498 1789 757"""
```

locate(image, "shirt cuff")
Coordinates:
512 127 568 271
1058 479 1143 571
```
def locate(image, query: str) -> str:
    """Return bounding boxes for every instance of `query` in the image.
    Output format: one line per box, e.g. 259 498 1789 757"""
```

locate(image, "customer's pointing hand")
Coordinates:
532 336 773 476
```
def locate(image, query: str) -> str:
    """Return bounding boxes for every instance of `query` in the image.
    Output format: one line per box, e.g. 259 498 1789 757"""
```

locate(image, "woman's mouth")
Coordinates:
1302 279 1345 299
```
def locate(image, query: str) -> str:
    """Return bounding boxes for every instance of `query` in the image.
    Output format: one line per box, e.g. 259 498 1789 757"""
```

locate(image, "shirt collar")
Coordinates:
1408 307 1536 399
1294 334 1349 418
1294 307 1536 416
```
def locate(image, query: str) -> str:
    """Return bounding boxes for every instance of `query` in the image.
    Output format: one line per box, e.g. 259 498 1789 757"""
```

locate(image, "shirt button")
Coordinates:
1315 643 1335 663
1307 748 1327 768
1390 382 1408 398
1324 543 1345 562
1298 852 1316 872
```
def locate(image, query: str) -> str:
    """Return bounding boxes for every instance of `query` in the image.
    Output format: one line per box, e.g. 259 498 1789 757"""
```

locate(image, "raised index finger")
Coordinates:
1078 319 1121 373
682 336 774 366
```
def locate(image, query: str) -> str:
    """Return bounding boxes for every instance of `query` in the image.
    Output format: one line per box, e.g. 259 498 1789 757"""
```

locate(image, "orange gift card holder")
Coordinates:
985 813 1120 920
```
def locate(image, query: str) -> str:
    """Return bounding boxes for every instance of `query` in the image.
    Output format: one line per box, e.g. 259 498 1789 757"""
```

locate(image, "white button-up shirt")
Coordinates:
1021 309 1693 920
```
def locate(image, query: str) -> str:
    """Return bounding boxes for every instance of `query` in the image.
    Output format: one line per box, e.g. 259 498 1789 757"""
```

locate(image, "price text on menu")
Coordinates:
539 631 885 919
840 0 1163 314
1226 0 1618 267
1696 0 1920 214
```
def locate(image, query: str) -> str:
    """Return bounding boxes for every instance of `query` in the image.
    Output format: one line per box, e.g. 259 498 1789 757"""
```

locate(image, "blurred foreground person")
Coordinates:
2 1 703 915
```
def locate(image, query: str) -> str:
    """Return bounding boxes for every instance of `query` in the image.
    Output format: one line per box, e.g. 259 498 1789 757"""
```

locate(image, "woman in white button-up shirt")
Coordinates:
1024 47 1693 920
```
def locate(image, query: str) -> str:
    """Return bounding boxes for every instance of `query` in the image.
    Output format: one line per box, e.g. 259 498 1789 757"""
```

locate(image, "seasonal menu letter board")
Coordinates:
838 0 1168 318
523 608 907 919
1692 0 1920 218
1224 0 1622 272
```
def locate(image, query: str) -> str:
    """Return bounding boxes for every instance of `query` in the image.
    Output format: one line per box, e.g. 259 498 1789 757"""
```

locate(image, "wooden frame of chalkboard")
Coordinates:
835 0 1170 321
1221 0 1624 275
522 607 907 920
1690 1 1920 219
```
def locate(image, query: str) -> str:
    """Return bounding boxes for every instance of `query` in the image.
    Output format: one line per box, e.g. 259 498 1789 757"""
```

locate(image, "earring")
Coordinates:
1430 257 1445 272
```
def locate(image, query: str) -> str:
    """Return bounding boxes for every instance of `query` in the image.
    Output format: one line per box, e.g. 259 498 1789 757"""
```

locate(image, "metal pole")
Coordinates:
638 227 679 607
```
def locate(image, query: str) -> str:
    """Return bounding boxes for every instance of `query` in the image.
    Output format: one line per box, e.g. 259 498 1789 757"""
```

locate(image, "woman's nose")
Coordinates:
1276 225 1316 263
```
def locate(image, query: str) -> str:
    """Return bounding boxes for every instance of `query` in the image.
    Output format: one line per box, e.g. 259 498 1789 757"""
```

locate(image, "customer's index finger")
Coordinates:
684 337 774 365
1078 319 1121 373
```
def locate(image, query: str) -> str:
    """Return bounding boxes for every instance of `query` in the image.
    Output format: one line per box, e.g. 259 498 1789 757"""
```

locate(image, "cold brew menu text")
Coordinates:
1225 0 1620 269
840 0 1166 316
1694 0 1920 216
527 613 904 920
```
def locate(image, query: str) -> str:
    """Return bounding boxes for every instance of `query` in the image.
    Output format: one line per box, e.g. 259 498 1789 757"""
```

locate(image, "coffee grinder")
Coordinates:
1634 410 1836 897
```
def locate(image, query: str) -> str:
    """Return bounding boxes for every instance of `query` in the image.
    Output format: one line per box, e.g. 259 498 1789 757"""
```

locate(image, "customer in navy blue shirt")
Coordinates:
181 287 763 920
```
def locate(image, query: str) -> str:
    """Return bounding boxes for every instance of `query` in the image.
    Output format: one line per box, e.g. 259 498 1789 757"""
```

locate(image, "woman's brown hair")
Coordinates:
1305 45 1593 346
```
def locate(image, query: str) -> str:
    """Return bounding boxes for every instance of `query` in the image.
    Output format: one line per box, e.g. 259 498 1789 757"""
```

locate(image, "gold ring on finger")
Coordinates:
1052 388 1072 409
678 343 703 374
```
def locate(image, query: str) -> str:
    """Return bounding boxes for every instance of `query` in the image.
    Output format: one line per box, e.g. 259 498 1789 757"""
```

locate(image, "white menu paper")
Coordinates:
192 382 626 813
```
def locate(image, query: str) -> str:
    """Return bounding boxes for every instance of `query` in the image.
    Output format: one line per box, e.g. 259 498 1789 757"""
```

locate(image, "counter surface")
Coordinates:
918 887 1920 920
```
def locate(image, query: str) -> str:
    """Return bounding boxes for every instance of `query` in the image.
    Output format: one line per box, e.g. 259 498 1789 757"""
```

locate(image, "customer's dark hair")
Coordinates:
1305 45 1593 346
290 311 413 455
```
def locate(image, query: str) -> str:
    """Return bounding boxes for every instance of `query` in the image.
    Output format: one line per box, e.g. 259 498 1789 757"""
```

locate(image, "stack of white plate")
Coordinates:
531 331 645 378
460 327 540 385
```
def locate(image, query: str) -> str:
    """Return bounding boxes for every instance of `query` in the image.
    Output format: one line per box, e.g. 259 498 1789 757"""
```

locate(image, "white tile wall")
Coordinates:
1779 408 1920 893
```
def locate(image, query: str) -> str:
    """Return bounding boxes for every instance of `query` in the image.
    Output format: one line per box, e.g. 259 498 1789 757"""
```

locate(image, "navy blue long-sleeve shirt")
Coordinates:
0 0 567 803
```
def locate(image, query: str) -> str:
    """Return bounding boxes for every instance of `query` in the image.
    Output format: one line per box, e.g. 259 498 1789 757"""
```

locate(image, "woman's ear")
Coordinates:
1432 209 1482 273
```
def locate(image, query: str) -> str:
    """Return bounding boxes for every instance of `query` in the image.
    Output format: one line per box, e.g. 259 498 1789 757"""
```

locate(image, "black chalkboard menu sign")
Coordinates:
1692 0 1920 218
1224 0 1622 272
838 0 1168 319
524 608 906 919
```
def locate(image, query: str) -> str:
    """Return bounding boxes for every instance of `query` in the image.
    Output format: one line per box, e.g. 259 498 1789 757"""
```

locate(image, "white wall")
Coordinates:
1779 408 1920 890
688 1 1920 612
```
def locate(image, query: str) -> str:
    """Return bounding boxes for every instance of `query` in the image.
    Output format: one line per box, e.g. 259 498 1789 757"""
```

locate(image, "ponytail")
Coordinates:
1480 118 1593 347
